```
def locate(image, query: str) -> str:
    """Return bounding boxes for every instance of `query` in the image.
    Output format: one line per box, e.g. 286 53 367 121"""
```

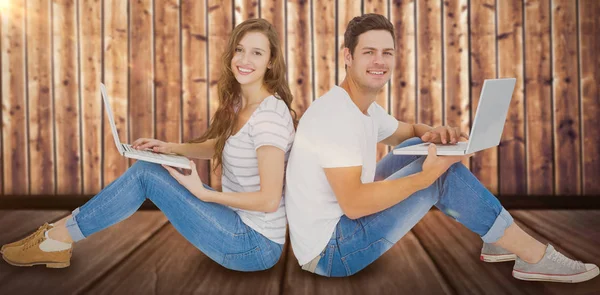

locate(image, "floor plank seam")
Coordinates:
409 229 458 295
75 219 171 295
278 242 289 295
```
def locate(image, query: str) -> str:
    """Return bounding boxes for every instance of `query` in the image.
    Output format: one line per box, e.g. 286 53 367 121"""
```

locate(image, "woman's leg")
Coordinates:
4 161 282 271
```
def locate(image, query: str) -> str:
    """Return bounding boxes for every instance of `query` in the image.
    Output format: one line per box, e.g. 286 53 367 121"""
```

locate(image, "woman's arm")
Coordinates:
200 145 285 212
169 139 216 160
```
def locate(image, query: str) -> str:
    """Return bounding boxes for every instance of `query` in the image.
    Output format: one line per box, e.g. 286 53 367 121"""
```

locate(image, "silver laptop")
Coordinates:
393 78 516 156
101 83 192 169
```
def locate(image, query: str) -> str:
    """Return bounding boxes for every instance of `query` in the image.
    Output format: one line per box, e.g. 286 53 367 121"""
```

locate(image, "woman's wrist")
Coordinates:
167 142 181 154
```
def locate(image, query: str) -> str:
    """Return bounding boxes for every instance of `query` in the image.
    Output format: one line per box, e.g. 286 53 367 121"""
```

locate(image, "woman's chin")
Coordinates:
235 76 259 86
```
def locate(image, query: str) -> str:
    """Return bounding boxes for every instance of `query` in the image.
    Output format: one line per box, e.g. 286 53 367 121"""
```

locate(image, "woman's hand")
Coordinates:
161 161 212 202
131 138 175 154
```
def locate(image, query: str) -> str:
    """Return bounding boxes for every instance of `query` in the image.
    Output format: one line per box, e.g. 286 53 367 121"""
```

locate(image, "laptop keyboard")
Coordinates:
423 141 468 151
122 144 171 159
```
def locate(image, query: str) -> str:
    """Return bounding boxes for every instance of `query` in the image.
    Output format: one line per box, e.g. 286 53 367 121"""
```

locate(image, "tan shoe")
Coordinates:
2 229 72 268
1 223 53 254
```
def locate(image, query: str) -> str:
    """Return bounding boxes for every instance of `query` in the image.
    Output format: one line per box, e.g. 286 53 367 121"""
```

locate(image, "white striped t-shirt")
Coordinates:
222 95 295 244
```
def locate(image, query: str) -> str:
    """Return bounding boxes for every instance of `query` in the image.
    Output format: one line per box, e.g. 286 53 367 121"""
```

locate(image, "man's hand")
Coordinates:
422 144 474 182
421 126 469 144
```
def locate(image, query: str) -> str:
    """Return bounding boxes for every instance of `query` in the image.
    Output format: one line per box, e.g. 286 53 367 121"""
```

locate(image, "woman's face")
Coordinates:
231 31 271 87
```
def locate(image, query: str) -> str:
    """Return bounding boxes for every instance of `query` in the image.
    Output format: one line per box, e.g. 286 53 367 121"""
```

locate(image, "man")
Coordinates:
284 13 598 283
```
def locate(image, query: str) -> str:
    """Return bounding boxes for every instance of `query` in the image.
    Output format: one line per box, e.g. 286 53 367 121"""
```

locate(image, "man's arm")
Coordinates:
379 121 433 146
323 165 437 219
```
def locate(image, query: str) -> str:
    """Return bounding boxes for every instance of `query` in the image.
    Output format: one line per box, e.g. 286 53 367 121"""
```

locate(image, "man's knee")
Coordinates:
395 137 424 149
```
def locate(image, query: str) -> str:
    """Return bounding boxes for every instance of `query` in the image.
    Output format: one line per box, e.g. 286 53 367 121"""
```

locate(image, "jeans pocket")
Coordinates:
222 246 267 272
341 238 394 276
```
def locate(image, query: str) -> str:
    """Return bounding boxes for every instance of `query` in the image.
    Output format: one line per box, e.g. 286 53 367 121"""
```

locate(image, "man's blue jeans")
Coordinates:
312 137 514 277
64 160 283 272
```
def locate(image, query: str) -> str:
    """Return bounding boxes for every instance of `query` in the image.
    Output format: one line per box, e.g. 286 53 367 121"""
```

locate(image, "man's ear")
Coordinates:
343 47 353 68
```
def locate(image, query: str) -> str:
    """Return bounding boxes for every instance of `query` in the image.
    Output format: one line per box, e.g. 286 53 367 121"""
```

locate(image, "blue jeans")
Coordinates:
64 160 283 272
312 137 514 277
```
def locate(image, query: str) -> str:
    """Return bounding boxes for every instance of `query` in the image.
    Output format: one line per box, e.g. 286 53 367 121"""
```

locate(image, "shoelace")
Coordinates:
549 250 584 270
22 236 45 251
17 224 48 245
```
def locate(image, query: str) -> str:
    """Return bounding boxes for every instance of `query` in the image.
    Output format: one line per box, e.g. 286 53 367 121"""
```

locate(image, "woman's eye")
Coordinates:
254 51 262 56
235 48 242 52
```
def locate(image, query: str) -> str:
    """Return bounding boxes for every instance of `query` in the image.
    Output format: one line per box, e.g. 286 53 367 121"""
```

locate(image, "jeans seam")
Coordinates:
326 245 335 276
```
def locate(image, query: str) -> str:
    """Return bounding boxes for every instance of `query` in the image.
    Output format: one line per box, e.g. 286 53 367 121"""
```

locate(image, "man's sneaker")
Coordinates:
1 223 53 254
2 228 71 268
480 243 517 262
512 244 599 283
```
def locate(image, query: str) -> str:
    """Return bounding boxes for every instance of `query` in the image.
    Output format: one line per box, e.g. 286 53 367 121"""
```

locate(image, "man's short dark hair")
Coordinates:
344 13 395 55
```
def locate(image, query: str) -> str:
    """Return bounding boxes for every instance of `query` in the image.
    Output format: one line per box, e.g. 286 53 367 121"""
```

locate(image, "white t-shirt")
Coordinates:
284 86 398 265
222 95 295 244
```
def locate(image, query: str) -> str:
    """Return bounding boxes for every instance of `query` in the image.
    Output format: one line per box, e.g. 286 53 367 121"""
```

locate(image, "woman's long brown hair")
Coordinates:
186 18 296 172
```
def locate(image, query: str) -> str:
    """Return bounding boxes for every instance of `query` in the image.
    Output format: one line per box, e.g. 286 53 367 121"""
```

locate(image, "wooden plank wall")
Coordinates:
0 0 598 197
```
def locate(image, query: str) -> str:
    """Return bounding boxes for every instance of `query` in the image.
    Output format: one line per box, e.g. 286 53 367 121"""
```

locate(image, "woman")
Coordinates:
1 18 296 272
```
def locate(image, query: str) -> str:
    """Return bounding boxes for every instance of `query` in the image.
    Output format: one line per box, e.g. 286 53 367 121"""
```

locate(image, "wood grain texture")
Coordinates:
337 0 361 84
79 0 103 195
443 0 470 168
83 224 287 295
260 0 285 53
154 0 181 146
313 0 335 98
578 0 600 195
102 0 129 186
282 231 452 295
182 0 210 183
0 211 168 295
524 0 554 196
129 0 154 167
390 0 416 127
416 0 442 128
207 0 233 190
497 0 526 195
287 0 312 115
364 0 391 161
235 0 259 25
2 0 29 195
469 0 498 194
552 0 581 195
53 0 82 194
26 0 53 195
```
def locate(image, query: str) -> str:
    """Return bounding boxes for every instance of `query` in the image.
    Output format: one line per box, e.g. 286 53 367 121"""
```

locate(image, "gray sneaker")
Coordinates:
513 244 599 283
480 243 517 262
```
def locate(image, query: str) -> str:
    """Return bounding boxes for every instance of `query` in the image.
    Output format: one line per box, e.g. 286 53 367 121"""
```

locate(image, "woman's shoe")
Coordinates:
1 223 53 254
2 228 71 269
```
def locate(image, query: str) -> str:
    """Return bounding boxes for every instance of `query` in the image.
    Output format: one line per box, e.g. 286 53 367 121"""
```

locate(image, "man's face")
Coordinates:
345 30 395 92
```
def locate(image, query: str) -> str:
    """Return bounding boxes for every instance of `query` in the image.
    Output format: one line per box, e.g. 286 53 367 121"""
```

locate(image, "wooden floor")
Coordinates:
1 210 599 295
